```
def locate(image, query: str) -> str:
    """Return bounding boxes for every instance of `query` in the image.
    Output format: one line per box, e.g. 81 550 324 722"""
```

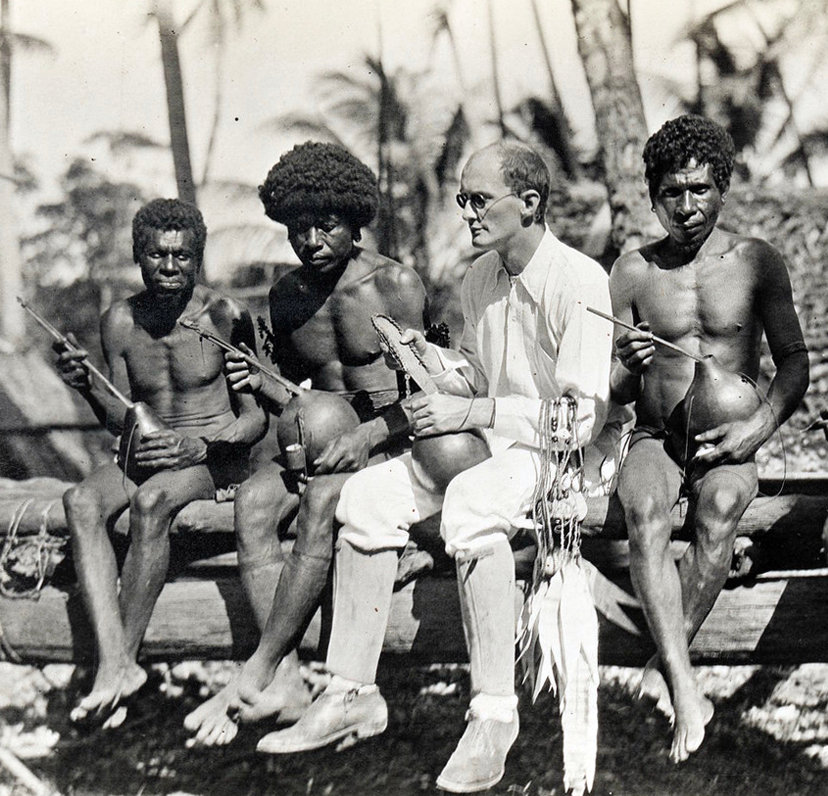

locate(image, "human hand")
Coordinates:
53 334 91 390
615 322 655 374
132 430 208 470
693 410 773 465
313 423 376 474
224 343 262 393
379 327 441 374
410 393 474 437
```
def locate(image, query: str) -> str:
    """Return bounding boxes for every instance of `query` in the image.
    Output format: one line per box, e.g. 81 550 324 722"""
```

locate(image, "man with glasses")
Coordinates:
184 141 428 746
257 142 614 793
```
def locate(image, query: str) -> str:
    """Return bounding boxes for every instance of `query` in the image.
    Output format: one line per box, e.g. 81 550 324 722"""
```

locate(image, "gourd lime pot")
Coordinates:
411 429 492 494
677 354 761 458
117 401 172 471
277 390 360 473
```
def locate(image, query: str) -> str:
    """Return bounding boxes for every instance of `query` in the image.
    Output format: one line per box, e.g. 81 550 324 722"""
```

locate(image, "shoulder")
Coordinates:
201 286 249 321
101 297 135 335
270 267 302 300
360 251 424 292
99 297 135 355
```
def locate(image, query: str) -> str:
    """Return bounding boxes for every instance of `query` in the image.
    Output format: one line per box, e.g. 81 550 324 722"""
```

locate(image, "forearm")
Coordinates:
761 351 810 438
357 402 413 452
210 410 267 448
610 361 641 405
80 382 128 435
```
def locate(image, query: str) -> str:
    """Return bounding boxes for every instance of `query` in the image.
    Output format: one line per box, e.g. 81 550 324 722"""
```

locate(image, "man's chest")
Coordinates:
281 289 390 366
123 327 223 391
634 260 757 341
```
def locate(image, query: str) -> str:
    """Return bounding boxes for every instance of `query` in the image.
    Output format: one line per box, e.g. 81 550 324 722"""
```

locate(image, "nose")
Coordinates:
460 200 476 223
159 253 178 273
677 191 695 216
305 227 320 248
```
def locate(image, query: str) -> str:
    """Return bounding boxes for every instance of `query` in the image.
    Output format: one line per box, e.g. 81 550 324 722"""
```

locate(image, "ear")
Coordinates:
519 189 541 225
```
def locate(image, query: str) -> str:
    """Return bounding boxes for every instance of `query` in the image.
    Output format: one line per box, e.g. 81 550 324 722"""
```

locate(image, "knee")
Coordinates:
696 486 744 549
63 485 101 533
335 470 373 527
624 495 672 556
130 486 171 532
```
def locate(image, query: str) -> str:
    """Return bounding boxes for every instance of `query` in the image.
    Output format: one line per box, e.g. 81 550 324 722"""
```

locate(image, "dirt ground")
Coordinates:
0 659 826 796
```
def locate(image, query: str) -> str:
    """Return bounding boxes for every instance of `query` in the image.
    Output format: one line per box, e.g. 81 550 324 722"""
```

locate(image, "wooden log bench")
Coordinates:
1 476 827 666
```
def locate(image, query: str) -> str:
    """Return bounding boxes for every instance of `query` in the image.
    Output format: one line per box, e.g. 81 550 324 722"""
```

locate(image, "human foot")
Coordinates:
670 688 714 763
637 657 674 721
184 655 310 746
183 667 243 747
230 654 311 725
70 662 147 729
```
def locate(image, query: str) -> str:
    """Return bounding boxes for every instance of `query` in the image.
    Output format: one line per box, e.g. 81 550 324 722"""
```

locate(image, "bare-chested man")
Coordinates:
610 115 808 762
57 198 267 728
184 142 427 746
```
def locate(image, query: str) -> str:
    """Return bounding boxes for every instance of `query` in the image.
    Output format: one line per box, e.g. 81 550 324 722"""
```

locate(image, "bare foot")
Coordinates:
184 654 310 747
231 654 311 725
670 688 714 763
70 662 147 728
637 657 674 721
183 666 243 747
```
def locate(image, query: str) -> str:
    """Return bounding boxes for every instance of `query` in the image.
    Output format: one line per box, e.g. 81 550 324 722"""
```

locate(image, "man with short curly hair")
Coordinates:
184 142 428 747
56 198 267 728
611 115 808 762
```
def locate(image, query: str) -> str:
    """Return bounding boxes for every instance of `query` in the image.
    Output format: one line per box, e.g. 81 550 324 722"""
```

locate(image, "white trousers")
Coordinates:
336 444 541 558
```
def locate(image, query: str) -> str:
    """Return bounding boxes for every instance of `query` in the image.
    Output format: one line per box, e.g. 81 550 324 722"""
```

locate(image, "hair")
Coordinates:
258 142 379 236
643 114 735 201
493 142 550 224
132 198 207 264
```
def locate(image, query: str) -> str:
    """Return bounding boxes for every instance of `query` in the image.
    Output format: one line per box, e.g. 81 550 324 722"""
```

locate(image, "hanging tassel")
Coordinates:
516 396 600 795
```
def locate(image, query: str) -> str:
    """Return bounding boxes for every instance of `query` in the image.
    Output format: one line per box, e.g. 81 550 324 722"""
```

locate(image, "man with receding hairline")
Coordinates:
257 141 614 794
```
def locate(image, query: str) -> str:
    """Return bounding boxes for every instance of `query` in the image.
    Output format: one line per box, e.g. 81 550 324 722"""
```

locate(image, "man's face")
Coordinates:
139 228 200 300
287 214 354 274
458 150 524 252
653 160 725 249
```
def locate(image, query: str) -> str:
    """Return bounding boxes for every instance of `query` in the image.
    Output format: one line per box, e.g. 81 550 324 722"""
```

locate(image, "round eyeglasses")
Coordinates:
455 191 518 219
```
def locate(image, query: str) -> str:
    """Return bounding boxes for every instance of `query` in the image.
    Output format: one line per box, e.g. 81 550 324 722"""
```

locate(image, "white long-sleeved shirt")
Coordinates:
431 228 613 453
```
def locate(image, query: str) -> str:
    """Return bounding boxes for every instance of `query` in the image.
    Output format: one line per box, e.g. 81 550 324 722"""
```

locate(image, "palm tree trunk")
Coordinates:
570 0 660 257
155 0 197 206
0 0 22 345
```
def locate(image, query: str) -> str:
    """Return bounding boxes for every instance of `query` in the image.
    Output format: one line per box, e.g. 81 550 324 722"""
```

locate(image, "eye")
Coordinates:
470 193 488 210
319 219 339 233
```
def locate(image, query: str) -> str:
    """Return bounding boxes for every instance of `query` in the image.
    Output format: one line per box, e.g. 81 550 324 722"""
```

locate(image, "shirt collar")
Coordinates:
497 227 557 303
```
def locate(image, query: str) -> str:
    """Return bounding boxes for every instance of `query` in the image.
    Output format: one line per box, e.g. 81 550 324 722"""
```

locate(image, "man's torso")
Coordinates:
622 230 765 429
271 249 420 395
110 285 240 439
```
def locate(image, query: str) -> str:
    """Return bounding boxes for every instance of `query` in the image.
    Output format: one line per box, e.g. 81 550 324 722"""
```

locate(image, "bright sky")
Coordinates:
12 0 710 197
12 0 823 275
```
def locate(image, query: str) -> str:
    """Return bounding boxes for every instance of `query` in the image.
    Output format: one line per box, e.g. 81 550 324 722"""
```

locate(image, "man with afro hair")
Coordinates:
610 115 808 762
185 142 428 747
56 198 267 728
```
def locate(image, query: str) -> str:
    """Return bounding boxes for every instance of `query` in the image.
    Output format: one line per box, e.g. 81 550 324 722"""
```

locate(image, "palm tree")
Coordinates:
570 0 661 257
176 0 265 187
529 0 581 179
0 0 52 345
676 0 828 185
268 56 470 279
153 0 197 206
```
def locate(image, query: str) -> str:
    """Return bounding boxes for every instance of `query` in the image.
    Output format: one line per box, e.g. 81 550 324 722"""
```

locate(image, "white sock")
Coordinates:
469 693 518 723
326 674 373 694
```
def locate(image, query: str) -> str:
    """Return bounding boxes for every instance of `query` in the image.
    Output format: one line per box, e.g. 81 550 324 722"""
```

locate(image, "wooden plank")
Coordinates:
2 570 826 666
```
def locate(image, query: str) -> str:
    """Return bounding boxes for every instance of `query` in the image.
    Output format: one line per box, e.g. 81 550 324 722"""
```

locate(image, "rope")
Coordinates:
0 498 64 601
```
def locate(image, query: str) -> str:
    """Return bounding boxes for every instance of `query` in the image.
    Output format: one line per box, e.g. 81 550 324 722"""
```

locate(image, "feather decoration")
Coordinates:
516 396 600 795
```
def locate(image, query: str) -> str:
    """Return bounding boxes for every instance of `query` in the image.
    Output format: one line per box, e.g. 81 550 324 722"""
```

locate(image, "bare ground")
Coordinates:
0 660 826 796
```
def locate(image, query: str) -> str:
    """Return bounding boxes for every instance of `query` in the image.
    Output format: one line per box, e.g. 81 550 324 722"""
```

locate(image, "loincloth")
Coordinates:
627 423 758 500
